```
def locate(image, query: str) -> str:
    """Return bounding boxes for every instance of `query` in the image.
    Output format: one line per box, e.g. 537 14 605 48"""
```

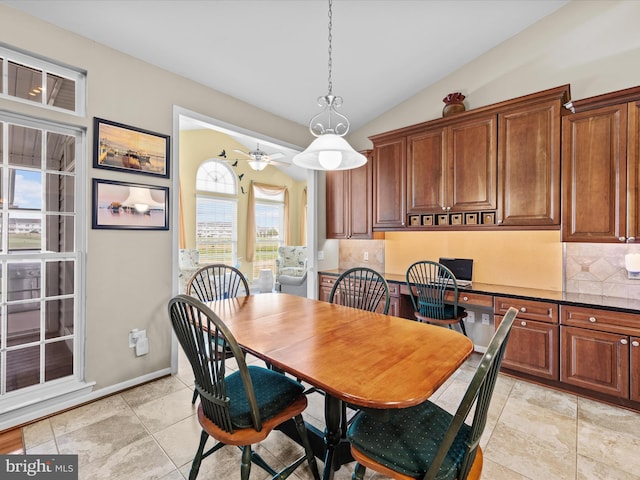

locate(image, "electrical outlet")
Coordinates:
466 311 475 323
481 313 490 325
317 250 324 260
364 251 369 261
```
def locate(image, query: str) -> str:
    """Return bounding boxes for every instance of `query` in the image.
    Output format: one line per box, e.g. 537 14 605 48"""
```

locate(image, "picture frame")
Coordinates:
93 117 170 178
92 178 169 230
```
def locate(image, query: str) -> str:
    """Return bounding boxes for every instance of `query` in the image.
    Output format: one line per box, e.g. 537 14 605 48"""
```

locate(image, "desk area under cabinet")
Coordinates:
318 270 640 413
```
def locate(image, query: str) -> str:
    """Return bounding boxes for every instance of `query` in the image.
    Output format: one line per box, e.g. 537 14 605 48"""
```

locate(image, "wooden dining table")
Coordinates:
206 292 474 480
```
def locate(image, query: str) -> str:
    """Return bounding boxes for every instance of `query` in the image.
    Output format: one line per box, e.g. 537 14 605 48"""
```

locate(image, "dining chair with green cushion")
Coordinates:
406 260 467 336
186 263 251 404
187 263 250 302
329 267 391 314
168 294 320 480
347 306 518 480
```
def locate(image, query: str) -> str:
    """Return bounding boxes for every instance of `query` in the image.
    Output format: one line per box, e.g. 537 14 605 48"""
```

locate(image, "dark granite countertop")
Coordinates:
318 269 640 314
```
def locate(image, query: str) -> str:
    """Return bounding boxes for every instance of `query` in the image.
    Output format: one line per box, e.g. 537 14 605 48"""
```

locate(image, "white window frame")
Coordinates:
0 44 87 117
253 191 285 278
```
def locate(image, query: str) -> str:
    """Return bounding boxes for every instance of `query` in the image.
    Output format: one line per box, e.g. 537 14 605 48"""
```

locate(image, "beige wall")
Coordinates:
179 129 306 279
346 0 640 291
0 4 310 395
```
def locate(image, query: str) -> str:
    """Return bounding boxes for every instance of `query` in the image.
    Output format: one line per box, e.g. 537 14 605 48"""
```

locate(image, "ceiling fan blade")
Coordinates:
232 149 251 158
267 158 290 166
267 152 285 160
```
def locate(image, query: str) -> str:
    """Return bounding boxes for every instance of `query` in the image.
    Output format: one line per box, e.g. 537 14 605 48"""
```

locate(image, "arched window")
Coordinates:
195 160 238 265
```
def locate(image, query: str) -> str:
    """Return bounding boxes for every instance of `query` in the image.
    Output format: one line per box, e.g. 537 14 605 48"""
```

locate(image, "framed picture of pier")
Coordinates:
92 178 169 230
93 117 170 178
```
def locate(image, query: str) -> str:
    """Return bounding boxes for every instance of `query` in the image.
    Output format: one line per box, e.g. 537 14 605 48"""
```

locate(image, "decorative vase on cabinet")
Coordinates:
442 92 466 117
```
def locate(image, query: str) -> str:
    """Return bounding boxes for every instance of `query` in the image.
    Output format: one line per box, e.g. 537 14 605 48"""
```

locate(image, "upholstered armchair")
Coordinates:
276 246 308 297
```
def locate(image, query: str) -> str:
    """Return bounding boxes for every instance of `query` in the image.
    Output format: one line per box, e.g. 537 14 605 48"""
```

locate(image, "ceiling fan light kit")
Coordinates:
293 0 366 172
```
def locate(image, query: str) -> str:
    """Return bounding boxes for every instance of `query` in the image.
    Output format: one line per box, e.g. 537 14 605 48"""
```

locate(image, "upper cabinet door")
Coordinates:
562 104 628 242
628 101 640 243
325 169 349 239
348 158 373 238
498 99 561 226
448 115 497 212
407 128 446 213
372 136 406 229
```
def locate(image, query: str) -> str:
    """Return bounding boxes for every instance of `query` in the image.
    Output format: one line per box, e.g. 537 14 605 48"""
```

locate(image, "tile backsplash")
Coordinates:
565 243 640 299
338 239 385 272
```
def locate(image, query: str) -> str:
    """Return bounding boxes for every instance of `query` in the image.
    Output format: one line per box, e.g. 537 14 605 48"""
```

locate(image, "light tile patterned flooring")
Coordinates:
22 350 640 480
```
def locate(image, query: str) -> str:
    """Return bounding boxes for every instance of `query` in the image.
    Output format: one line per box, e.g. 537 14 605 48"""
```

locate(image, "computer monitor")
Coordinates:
438 257 473 286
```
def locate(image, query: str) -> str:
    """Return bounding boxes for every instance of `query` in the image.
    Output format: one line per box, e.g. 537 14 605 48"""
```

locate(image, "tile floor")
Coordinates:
21 350 640 480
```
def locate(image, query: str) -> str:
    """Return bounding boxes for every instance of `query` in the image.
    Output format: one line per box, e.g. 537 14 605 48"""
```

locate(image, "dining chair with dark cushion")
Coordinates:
186 263 250 404
186 263 250 302
168 294 320 480
347 306 518 480
329 267 390 314
406 260 467 336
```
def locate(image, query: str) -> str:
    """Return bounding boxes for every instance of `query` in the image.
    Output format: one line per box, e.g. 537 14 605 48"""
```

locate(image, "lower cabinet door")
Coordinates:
632 336 640 403
560 326 629 398
496 315 558 380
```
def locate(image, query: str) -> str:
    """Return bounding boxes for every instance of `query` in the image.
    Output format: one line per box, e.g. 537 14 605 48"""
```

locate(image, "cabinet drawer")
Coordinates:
445 291 493 308
319 275 337 287
494 296 558 323
560 305 640 336
388 282 400 297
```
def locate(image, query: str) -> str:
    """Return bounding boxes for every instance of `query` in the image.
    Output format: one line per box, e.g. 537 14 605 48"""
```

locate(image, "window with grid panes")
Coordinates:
195 161 238 265
252 191 284 279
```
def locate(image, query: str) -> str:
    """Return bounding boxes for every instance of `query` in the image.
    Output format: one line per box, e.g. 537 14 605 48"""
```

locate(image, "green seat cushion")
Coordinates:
347 401 471 479
419 303 465 320
226 366 304 429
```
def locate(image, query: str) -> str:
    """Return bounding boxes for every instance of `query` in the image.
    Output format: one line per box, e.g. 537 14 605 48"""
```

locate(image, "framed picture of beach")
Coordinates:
92 178 169 230
93 117 170 178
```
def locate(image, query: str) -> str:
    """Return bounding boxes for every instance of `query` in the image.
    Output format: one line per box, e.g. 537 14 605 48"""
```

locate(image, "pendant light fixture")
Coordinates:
293 0 367 171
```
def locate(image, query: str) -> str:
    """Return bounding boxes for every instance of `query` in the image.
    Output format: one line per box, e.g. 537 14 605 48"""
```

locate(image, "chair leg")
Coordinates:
241 445 252 480
293 414 321 480
459 318 467 336
191 388 198 405
189 430 208 480
352 462 366 480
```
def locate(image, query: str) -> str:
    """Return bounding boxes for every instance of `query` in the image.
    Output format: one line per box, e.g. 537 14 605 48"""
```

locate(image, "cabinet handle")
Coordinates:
621 339 628 345
588 316 597 323
520 321 527 327
520 307 527 313
463 296 469 301
632 341 640 347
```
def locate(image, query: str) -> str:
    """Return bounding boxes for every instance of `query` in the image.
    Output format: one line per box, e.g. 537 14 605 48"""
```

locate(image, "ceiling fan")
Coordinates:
232 144 288 171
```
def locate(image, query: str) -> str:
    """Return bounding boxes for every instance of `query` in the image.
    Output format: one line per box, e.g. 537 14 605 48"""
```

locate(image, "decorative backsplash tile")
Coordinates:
565 243 640 300
338 239 385 272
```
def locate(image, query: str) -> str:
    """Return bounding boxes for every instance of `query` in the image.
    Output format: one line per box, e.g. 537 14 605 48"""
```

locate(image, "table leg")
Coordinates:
322 394 342 480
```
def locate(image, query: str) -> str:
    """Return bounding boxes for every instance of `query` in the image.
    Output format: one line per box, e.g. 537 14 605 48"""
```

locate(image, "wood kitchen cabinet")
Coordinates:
371 136 406 229
326 151 373 239
562 86 640 242
497 87 568 226
494 296 559 380
407 114 497 215
560 305 640 399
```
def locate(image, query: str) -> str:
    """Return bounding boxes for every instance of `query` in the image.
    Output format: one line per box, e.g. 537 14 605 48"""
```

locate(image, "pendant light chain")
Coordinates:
327 0 333 96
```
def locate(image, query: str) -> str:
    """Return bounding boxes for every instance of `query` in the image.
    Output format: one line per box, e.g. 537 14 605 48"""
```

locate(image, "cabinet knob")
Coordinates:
588 316 597 323
628 237 636 243
632 341 640 347
520 321 527 327
442 207 447 211
520 307 527 313
619 236 626 242
463 296 469 301
620 339 628 345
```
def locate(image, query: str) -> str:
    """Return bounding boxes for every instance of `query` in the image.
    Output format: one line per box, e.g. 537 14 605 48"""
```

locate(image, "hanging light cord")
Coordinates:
309 0 349 137
327 0 333 96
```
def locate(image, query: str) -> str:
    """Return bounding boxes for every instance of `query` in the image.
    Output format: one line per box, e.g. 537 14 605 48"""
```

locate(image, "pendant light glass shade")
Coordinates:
293 134 367 171
247 160 268 171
